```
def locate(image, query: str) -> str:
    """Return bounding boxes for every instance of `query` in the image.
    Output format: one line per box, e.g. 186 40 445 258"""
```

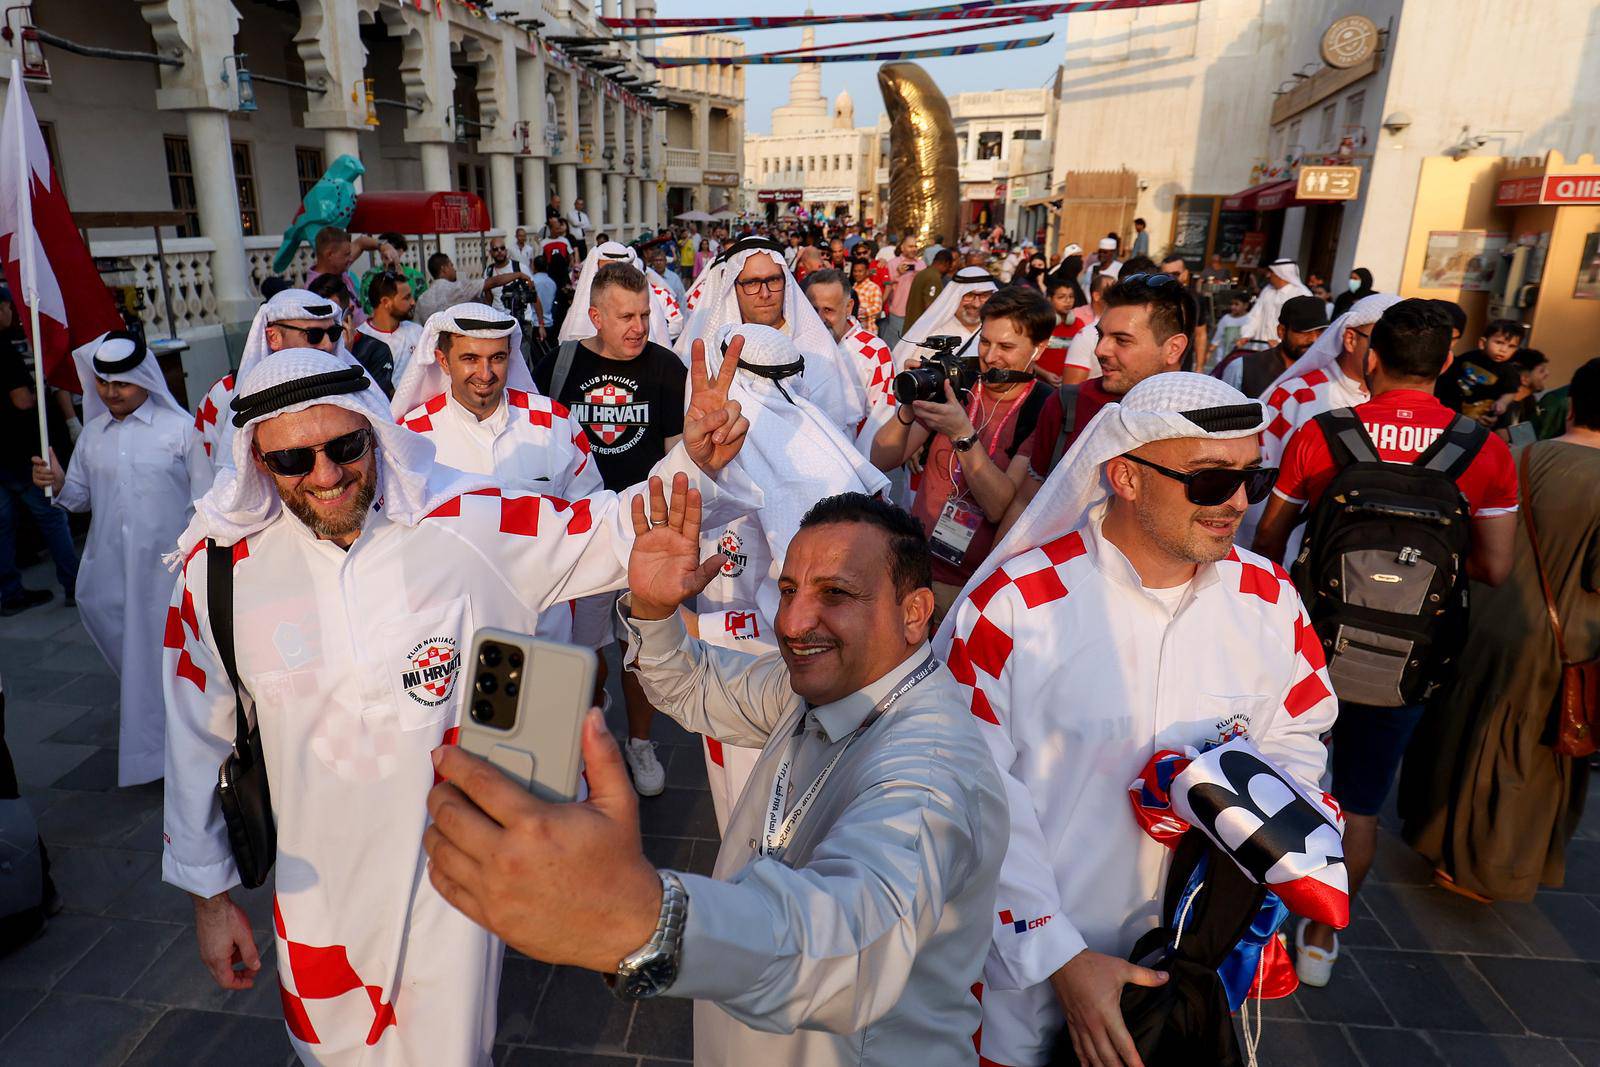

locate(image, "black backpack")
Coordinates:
1290 409 1487 707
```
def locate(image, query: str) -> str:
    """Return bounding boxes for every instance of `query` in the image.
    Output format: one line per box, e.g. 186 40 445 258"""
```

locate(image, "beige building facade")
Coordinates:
656 33 745 217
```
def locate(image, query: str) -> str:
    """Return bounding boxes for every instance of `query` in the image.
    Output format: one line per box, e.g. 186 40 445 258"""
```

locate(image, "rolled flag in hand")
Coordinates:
1128 748 1195 847
1168 737 1350 930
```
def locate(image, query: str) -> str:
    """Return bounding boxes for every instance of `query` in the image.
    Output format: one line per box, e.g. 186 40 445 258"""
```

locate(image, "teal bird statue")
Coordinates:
271 154 365 274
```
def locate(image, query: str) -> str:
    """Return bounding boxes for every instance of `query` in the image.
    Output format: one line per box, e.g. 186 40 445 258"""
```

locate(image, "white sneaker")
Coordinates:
624 738 666 797
1294 917 1338 987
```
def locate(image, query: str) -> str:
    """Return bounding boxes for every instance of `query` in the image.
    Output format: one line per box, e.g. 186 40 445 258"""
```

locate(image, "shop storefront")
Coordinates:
1401 150 1600 380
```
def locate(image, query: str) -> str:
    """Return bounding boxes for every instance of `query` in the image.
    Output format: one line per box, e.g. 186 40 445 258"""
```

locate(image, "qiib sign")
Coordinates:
1497 173 1600 207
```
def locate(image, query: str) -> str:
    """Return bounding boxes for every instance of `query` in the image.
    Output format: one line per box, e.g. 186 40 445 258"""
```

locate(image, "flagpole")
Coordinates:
11 61 49 498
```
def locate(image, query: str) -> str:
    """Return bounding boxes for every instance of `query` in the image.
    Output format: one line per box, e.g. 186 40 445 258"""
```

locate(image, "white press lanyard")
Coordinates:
758 652 939 859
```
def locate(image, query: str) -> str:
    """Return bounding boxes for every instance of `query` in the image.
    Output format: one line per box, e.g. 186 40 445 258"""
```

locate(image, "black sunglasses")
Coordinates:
257 427 374 478
277 323 339 346
1118 273 1196 334
1125 455 1277 506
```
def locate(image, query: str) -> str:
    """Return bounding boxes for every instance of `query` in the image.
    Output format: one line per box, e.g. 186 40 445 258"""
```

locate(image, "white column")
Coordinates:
184 109 253 322
585 168 606 237
627 176 643 233
324 128 361 164
420 142 451 191
521 158 548 228
607 172 625 238
557 163 579 207
489 153 518 233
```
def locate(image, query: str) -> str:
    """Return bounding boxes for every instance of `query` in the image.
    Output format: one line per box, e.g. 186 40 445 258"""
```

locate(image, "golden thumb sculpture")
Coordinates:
878 62 959 248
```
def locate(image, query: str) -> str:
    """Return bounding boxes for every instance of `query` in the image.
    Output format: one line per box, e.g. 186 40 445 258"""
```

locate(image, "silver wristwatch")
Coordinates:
607 870 687 1001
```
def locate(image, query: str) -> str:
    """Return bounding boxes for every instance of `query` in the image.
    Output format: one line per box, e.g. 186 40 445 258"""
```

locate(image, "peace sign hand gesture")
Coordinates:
683 335 750 476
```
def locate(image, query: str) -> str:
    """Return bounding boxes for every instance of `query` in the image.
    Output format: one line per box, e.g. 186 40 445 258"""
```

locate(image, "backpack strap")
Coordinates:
1313 407 1379 468
548 339 581 403
1416 413 1489 481
206 540 252 768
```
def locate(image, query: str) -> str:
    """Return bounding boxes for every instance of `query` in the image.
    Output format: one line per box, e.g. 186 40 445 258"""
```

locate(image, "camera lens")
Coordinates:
508 650 524 669
479 645 502 668
892 366 944 405
504 680 519 698
476 673 498 695
471 700 493 723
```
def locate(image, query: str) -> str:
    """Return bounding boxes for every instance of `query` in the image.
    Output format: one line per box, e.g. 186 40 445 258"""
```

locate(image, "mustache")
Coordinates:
781 631 840 650
1195 505 1245 522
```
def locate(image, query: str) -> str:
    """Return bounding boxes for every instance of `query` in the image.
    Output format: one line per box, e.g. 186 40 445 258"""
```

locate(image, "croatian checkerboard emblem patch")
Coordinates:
401 636 460 707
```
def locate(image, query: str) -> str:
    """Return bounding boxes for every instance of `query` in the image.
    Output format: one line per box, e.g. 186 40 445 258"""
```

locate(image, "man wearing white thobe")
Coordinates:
33 332 212 786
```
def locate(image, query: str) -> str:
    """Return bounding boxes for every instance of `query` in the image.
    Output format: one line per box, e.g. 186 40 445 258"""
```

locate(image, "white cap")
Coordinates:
1062 243 1082 257
1098 237 1119 251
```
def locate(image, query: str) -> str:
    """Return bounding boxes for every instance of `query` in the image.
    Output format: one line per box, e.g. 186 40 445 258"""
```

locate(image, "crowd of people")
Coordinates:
0 201 1595 1067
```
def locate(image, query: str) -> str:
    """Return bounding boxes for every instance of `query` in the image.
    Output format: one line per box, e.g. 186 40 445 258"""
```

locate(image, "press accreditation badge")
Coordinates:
930 498 982 566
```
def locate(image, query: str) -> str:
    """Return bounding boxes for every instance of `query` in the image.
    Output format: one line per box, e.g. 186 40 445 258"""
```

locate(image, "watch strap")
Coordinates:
952 431 979 453
607 869 686 1001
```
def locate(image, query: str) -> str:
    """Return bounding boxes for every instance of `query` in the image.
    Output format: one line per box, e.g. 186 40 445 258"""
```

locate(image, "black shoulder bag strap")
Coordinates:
548 339 581 402
207 540 276 888
206 541 247 754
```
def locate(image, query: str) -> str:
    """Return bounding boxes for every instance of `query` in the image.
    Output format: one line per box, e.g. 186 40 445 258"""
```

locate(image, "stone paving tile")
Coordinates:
120 1008 294 1067
497 954 555 1045
0 912 112 992
2 668 84 701
54 918 184 999
1290 951 1395 1027
1366 829 1436 887
1496 893 1600 961
1568 1038 1600 1066
33 787 159 848
0 986 44 1043
1354 948 1522 1033
625 995 693 1060
1362 882 1526 955
530 965 635 1053
502 1051 650 1066
1241 1018 1362 1067
15 738 96 790
124 928 282 1017
1471 957 1600 1040
1426 1030 1583 1066
51 745 122 791
636 786 719 841
46 844 161 914
1341 1024 1444 1064
46 672 123 709
4 698 93 745
0 992 163 1067
45 703 120 748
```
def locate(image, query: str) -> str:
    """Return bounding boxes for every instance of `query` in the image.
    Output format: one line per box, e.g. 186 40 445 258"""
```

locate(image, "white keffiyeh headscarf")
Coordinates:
559 242 673 346
176 348 493 560
71 331 186 423
935 372 1268 653
676 239 867 433
705 323 887 559
889 267 997 370
237 288 345 385
1266 258 1304 290
389 303 533 419
1261 292 1399 398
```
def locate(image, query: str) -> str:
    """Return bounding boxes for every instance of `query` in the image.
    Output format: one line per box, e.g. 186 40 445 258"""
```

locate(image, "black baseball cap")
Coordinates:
1279 295 1330 333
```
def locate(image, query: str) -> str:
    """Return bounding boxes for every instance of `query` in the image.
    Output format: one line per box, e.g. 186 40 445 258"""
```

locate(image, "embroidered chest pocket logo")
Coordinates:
401 636 461 707
378 595 474 732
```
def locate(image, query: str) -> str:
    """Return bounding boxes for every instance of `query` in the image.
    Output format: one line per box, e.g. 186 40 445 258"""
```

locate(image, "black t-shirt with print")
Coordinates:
534 340 687 490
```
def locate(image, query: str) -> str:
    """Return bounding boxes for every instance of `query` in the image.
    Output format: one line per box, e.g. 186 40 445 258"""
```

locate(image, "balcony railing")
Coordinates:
666 147 700 170
88 231 503 336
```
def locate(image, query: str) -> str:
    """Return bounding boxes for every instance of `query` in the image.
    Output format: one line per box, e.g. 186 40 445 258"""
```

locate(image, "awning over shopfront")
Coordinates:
1222 179 1297 212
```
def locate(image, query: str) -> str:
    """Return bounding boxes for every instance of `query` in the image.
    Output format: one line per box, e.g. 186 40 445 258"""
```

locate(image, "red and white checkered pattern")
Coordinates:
1261 368 1333 467
275 896 397 1050
193 373 235 461
841 322 896 412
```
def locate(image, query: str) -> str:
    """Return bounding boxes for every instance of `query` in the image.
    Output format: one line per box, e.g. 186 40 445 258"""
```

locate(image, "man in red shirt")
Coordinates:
1253 298 1516 989
997 272 1195 537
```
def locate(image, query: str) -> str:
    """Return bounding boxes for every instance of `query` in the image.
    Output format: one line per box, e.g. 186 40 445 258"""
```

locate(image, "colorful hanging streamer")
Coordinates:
606 0 1193 31
754 16 1037 57
648 32 1055 66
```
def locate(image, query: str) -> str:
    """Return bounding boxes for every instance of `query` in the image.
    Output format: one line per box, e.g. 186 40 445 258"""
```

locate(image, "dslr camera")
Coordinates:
500 276 535 325
892 335 980 404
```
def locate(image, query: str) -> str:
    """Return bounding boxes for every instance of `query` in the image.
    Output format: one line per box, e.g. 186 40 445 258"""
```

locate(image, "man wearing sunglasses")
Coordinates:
937 372 1336 1067
160 341 756 1063
675 237 869 437
192 288 344 475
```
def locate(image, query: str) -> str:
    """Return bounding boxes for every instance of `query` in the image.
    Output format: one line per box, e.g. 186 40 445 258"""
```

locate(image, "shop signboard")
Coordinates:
703 171 740 187
1494 174 1600 207
1297 165 1361 200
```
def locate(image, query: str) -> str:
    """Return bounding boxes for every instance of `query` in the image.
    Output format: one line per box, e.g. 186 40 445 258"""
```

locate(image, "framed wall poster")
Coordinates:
1420 230 1508 291
1237 231 1267 269
1576 232 1600 300
1170 195 1217 265
1215 210 1253 261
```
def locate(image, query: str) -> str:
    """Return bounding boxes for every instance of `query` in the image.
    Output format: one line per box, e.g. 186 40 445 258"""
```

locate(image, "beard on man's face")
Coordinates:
279 461 378 541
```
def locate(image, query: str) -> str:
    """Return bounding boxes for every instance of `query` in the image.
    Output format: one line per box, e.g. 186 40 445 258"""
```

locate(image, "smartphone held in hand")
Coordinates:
457 628 597 802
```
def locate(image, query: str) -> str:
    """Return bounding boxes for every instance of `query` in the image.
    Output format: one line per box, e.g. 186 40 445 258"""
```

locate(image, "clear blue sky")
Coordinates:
657 2 1066 133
